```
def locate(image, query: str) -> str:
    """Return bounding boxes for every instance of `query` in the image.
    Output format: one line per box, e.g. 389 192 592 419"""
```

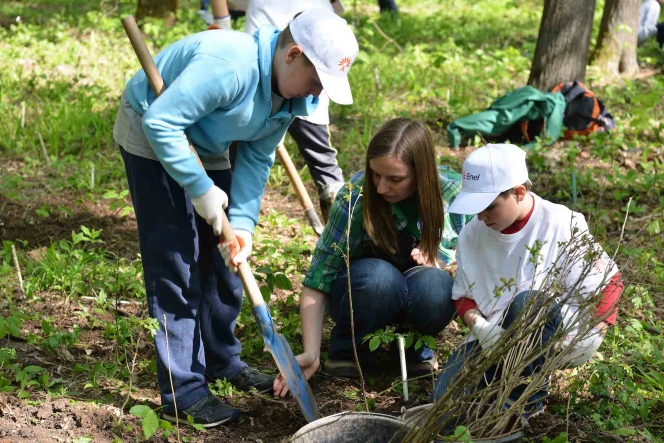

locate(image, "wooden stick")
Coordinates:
37 132 51 166
20 102 26 128
613 196 632 260
80 296 139 306
634 68 662 79
10 245 24 298
397 335 408 401
122 17 203 169
372 21 404 53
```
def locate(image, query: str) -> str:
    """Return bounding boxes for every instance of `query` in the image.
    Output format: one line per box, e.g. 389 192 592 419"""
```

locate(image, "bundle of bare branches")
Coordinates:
403 225 620 442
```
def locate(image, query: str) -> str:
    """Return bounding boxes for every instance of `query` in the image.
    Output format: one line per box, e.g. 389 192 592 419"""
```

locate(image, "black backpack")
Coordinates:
551 81 616 139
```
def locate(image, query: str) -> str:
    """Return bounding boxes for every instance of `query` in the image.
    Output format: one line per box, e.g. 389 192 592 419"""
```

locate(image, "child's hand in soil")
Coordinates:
272 352 320 397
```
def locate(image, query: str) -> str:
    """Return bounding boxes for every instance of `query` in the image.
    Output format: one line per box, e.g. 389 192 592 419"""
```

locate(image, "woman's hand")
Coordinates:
272 352 320 397
443 260 457 278
411 248 440 268
275 287 326 396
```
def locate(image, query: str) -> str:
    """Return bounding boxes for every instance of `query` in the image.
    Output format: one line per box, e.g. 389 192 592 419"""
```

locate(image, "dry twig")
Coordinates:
10 245 25 299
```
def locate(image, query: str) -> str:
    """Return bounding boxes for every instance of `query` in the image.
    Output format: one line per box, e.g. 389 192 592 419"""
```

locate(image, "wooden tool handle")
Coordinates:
276 144 314 210
276 144 325 235
121 15 265 309
122 16 165 97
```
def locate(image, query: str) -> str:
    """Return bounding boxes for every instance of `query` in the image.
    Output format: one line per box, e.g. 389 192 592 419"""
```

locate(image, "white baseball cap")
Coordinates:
289 8 358 105
448 144 530 215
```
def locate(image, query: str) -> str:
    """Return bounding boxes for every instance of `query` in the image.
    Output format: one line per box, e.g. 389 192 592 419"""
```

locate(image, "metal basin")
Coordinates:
291 412 416 443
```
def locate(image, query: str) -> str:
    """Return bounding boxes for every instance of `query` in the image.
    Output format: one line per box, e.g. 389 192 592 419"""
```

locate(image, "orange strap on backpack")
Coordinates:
552 81 601 139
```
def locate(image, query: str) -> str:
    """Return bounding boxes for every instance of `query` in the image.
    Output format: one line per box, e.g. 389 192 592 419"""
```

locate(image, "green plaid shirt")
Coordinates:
303 166 473 293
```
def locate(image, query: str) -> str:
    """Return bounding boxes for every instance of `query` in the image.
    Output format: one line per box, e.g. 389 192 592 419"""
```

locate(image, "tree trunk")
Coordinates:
591 0 640 78
528 0 597 91
135 0 179 21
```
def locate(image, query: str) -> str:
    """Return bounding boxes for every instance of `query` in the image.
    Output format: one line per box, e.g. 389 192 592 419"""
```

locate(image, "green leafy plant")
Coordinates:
362 327 436 353
41 319 80 349
253 266 293 302
129 404 160 440
103 189 134 217
15 365 46 399
542 433 569 443
0 311 23 340
210 377 243 399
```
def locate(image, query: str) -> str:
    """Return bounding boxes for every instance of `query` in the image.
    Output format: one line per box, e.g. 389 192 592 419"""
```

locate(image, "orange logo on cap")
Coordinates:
338 57 352 72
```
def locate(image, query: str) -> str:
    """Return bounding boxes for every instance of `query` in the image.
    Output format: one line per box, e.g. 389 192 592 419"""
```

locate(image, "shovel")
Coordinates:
275 143 325 236
121 15 320 423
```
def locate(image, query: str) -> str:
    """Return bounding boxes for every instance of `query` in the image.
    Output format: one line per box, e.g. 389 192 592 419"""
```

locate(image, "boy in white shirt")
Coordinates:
431 144 623 417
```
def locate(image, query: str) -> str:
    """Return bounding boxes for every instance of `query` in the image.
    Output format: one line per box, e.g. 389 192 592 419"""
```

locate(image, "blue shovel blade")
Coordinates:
254 303 320 423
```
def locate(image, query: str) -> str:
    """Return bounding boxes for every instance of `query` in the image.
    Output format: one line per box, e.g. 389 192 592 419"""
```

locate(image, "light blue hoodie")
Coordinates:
125 27 318 233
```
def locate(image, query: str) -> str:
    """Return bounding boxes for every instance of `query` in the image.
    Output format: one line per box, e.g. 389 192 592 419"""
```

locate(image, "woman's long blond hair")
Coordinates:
362 118 444 266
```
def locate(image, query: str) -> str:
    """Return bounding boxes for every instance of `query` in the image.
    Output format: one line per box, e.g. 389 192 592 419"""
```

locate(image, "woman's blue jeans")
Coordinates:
326 258 456 363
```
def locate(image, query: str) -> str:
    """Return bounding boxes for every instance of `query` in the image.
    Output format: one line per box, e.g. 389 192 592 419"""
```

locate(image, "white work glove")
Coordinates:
472 317 506 350
219 229 253 272
212 15 232 30
558 328 604 368
191 185 228 236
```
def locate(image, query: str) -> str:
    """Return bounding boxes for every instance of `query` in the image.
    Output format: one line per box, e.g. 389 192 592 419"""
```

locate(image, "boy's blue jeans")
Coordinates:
430 290 562 415
326 258 456 363
121 147 247 412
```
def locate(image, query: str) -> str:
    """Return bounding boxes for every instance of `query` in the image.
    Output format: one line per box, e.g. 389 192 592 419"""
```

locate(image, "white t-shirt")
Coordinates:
245 0 336 125
453 193 618 341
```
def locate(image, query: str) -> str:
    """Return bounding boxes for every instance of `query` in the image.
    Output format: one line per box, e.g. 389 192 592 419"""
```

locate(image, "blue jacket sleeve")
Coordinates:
228 124 292 233
141 54 240 198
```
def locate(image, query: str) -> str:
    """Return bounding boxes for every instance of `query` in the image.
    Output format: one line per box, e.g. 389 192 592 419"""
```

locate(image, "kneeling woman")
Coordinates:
274 118 473 395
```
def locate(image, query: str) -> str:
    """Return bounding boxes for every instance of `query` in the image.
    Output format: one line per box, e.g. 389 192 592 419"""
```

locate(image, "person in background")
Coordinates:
378 0 398 16
199 0 247 29
638 0 664 47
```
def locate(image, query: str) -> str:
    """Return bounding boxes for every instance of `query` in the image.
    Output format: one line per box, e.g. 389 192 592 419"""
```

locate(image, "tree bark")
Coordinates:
528 0 597 91
135 0 179 21
591 0 640 78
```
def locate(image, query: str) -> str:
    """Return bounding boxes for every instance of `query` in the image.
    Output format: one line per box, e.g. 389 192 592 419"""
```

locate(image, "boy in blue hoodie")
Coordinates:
113 9 358 427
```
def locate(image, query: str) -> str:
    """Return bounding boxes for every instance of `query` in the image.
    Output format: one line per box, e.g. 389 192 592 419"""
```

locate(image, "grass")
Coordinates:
0 0 663 441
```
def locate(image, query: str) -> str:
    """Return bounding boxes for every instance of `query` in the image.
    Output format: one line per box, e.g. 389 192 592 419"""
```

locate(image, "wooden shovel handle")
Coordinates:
122 16 165 97
121 15 265 309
